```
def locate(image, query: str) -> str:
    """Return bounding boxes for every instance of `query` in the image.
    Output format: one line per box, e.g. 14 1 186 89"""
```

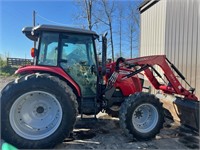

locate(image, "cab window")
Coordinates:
38 32 59 66
60 34 97 97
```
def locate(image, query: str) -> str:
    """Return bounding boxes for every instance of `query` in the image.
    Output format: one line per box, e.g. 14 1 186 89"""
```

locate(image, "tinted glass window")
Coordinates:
38 33 59 66
60 34 97 97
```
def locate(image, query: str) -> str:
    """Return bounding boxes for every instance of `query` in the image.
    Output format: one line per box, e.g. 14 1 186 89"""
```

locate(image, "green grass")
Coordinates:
0 57 18 76
0 65 18 76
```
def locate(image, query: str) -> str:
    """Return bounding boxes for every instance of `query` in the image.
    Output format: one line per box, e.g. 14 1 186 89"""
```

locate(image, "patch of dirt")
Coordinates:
0 76 15 91
55 114 199 149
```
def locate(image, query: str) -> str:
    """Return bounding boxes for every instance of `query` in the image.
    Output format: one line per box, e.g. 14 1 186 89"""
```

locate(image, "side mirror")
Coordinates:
101 32 108 76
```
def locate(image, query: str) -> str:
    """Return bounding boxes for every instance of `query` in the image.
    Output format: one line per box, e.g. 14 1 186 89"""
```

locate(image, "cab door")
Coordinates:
60 34 97 97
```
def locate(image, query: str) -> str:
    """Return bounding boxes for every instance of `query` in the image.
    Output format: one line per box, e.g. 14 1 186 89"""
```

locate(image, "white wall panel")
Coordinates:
196 0 200 98
140 0 200 98
140 0 166 56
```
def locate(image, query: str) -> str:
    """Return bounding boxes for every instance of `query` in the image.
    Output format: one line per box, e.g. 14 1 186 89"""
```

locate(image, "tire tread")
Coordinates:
119 92 164 141
1 73 78 149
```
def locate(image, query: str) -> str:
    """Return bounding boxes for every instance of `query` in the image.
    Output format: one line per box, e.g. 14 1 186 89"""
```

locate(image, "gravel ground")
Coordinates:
0 76 15 91
54 114 199 149
0 76 199 149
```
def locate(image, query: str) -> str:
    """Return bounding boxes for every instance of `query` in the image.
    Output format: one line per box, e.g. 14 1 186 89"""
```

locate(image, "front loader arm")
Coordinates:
119 55 198 101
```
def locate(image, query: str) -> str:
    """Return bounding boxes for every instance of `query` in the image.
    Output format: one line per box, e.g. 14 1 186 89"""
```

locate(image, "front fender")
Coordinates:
15 65 81 96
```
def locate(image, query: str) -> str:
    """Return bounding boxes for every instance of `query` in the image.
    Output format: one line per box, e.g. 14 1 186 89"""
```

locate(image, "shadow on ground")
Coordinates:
55 113 199 149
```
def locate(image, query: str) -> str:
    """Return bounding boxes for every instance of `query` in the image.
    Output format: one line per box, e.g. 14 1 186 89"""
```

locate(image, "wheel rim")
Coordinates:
132 103 158 133
9 91 63 140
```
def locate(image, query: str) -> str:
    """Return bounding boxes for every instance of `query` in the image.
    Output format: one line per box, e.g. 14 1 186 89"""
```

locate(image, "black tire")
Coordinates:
119 92 164 140
1 73 78 149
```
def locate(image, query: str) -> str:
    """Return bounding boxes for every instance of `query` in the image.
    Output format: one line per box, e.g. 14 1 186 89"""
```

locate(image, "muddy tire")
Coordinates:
119 92 164 140
1 73 78 149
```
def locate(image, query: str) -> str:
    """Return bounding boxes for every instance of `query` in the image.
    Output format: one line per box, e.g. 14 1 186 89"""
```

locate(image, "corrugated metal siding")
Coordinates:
165 0 200 98
140 0 166 56
140 0 167 87
196 0 200 98
140 0 200 98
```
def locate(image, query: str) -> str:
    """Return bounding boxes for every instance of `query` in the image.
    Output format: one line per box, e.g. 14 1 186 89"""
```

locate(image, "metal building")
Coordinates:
139 0 200 98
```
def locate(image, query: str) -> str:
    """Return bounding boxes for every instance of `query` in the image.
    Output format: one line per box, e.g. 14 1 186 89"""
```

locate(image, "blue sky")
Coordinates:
0 0 141 59
1 0 78 59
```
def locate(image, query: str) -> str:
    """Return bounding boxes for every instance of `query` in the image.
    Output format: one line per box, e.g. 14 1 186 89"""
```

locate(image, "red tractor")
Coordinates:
1 25 199 149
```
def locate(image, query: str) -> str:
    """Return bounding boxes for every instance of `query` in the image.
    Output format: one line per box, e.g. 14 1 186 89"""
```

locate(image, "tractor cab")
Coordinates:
21 25 142 116
23 25 100 98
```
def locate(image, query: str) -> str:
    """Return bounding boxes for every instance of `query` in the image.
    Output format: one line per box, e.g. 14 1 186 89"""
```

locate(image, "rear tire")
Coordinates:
1 73 78 149
119 92 164 140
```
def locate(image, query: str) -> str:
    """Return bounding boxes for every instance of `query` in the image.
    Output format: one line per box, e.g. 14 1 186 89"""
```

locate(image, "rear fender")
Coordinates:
15 65 81 96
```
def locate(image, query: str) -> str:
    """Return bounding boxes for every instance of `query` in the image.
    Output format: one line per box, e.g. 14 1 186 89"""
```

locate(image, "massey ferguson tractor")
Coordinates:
1 25 199 149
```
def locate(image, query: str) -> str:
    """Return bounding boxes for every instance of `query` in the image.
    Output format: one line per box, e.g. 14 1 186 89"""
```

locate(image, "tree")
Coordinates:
95 0 115 61
85 0 92 30
0 55 6 67
118 4 123 57
75 0 98 30
127 1 140 58
74 0 142 59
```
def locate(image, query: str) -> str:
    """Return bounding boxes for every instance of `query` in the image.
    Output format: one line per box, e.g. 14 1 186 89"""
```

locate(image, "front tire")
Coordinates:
1 73 78 149
119 92 164 140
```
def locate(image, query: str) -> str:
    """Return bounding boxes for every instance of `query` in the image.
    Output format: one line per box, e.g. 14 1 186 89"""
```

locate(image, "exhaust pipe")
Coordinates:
101 32 108 76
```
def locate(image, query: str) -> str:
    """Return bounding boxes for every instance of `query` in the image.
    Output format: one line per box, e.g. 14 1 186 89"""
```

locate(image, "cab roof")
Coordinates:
22 24 99 41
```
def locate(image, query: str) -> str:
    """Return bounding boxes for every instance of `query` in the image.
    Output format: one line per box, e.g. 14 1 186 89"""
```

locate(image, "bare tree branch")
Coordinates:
93 14 109 26
74 0 98 30
100 0 115 61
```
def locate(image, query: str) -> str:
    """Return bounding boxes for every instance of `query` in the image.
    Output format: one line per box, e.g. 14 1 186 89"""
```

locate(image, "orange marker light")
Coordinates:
103 75 107 85
31 48 35 57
